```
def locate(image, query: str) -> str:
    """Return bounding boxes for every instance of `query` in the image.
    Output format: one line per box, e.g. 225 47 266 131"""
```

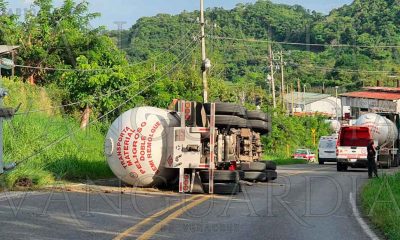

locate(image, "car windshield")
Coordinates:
319 140 337 149
296 150 308 154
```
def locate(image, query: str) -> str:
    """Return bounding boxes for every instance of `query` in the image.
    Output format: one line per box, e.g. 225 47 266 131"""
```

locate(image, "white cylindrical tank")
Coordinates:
325 120 341 133
355 113 398 147
104 107 180 187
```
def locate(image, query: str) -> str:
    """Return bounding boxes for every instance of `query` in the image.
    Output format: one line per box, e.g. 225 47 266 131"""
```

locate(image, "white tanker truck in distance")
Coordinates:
104 100 276 194
337 113 400 171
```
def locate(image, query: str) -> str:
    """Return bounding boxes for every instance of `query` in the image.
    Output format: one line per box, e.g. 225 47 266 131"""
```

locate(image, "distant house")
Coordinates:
0 45 19 76
283 92 341 117
0 45 19 55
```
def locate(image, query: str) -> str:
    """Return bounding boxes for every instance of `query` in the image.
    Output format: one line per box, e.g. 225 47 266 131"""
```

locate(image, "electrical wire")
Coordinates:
14 37 200 115
14 45 197 167
209 35 400 49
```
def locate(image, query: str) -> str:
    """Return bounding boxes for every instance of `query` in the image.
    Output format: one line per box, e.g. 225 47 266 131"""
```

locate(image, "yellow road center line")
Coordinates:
113 195 201 240
137 196 211 240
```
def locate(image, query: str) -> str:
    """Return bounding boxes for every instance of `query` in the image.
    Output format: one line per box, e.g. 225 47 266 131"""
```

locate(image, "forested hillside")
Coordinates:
119 0 400 90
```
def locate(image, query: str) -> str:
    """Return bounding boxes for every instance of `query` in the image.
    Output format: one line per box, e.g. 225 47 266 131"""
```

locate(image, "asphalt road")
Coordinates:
0 164 393 240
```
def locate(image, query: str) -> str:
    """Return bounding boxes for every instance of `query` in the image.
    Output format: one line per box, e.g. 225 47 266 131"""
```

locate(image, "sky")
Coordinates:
9 0 353 29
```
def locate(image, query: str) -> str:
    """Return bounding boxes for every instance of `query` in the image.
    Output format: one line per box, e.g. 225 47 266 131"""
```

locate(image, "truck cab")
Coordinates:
336 126 371 171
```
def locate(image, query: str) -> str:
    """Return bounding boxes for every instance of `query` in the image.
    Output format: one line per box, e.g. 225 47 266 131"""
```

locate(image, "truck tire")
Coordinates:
199 170 239 183
247 120 270 134
246 111 270 121
214 115 247 128
265 170 278 182
204 103 246 117
244 171 267 181
241 162 267 172
260 161 277 170
318 156 325 165
203 183 240 195
337 163 348 172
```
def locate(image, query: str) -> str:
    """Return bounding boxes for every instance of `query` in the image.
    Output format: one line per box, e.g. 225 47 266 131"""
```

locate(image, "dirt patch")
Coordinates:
16 178 33 188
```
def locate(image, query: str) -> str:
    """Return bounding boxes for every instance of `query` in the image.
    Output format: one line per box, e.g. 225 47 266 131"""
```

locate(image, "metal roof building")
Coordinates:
0 45 19 55
341 87 400 116
284 92 341 117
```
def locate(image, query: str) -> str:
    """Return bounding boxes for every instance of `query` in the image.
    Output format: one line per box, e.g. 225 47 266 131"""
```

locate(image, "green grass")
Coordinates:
264 155 308 165
361 174 400 240
3 114 113 188
273 158 308 165
0 78 113 189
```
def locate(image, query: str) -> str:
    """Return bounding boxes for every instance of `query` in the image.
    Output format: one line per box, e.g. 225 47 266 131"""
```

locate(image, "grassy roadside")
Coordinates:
0 78 113 189
264 155 308 165
361 174 400 240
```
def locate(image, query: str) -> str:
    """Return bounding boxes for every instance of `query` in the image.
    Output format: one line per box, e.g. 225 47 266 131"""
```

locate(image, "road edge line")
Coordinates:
349 192 380 240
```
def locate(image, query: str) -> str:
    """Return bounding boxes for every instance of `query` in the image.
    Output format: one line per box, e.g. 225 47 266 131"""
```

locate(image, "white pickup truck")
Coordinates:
336 126 370 171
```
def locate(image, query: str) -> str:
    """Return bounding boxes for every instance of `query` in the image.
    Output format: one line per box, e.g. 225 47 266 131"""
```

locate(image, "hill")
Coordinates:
119 0 400 90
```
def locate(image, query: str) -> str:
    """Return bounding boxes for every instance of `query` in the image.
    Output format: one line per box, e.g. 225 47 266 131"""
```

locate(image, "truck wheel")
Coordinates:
213 115 247 128
260 161 277 170
202 183 240 195
265 170 278 182
244 171 266 181
337 163 348 172
199 170 239 183
204 103 246 117
247 120 269 129
246 111 270 121
241 162 267 172
319 158 325 165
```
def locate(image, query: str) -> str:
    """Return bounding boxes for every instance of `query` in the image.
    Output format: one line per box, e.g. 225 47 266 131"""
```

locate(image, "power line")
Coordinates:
14 39 199 115
15 46 197 167
14 29 200 73
209 35 400 49
216 56 399 76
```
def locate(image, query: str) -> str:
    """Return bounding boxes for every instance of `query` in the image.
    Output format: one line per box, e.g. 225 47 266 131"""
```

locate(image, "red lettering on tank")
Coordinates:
149 160 158 172
116 127 135 169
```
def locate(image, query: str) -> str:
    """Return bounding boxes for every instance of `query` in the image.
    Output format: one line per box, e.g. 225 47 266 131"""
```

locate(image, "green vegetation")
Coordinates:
119 0 400 89
0 0 396 186
263 110 331 158
264 155 308 165
362 174 400 240
1 78 112 188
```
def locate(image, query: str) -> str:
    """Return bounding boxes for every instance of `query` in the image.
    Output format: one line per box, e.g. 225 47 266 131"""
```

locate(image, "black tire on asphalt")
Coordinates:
243 171 267 181
260 161 277 170
204 103 246 117
265 170 278 182
199 170 240 183
337 163 348 172
241 162 267 172
203 183 240 195
246 111 270 121
213 115 247 128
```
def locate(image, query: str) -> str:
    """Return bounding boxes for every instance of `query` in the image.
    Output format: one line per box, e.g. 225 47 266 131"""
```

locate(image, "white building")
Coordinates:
284 92 341 117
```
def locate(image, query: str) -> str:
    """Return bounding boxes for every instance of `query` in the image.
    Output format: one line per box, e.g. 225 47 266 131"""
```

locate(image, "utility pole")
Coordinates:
0 69 2 174
291 83 294 115
335 86 339 123
280 50 285 108
268 44 276 109
200 0 209 103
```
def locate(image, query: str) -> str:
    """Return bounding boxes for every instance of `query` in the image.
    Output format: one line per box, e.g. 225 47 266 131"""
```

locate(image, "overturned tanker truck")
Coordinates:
104 101 276 194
